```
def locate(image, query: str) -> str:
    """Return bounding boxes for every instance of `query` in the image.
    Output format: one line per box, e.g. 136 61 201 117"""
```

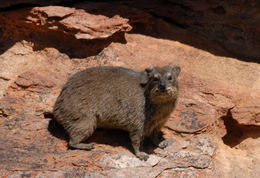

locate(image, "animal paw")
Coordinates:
158 140 168 149
69 142 95 150
136 152 149 161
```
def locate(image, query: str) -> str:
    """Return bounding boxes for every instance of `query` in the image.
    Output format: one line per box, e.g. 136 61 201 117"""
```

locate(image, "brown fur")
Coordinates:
53 65 181 160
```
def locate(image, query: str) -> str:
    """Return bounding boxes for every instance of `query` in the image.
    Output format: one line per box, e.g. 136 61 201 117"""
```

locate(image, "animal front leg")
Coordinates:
149 130 168 149
129 131 149 161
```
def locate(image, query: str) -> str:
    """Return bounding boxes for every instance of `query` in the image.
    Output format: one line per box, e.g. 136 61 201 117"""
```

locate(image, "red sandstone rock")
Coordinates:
0 1 259 177
231 106 260 126
130 0 260 61
29 6 132 40
15 71 55 89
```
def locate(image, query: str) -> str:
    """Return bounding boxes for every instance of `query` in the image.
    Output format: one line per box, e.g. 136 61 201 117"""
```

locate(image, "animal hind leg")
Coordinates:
69 138 95 150
68 117 96 150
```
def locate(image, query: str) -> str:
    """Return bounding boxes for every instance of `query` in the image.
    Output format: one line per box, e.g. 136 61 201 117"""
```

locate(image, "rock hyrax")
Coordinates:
53 65 181 160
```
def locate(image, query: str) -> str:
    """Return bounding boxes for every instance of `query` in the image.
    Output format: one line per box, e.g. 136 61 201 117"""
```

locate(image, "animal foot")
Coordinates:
158 140 168 149
136 152 149 161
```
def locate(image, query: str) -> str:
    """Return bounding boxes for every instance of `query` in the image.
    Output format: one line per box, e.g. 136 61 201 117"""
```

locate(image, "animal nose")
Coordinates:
159 81 166 90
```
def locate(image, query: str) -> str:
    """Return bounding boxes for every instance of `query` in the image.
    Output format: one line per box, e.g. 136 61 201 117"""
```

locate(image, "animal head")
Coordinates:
143 65 181 104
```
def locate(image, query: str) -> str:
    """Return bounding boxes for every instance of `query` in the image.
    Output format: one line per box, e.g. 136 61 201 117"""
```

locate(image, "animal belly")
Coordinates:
97 116 131 131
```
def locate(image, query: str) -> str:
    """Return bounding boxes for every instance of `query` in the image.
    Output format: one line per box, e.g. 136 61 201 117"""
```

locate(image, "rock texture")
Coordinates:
29 6 132 40
0 1 259 177
129 0 260 62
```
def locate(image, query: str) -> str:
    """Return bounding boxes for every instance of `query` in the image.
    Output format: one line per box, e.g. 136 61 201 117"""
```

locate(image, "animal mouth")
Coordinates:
150 86 178 103
155 87 178 98
155 87 173 93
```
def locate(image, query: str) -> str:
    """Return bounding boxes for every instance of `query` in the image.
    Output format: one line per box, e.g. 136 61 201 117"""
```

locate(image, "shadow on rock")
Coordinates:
46 115 157 154
1 1 259 62
0 6 128 59
221 110 260 147
69 0 260 63
47 119 70 141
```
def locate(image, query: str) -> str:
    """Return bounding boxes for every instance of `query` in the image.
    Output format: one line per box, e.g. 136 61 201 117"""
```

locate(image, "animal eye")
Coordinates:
168 76 172 80
153 76 159 81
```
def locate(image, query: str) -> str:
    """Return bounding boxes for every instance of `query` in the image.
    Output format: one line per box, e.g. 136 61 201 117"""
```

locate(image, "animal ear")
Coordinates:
144 68 153 77
140 68 153 87
172 66 181 77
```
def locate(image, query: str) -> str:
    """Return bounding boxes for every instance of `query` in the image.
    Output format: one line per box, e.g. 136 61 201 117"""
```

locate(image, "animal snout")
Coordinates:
159 81 166 90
